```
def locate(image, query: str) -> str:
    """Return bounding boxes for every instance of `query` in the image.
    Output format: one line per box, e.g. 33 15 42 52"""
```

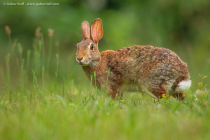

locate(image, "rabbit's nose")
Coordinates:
77 57 83 61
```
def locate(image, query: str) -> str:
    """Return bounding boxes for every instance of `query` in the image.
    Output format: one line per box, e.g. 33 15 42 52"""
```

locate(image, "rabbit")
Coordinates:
75 18 191 100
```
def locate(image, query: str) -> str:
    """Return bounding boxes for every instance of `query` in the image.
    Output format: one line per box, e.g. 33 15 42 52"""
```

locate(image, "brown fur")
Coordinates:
75 19 191 99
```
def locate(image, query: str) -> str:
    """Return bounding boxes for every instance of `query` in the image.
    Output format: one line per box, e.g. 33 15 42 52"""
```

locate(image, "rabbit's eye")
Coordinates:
89 44 94 50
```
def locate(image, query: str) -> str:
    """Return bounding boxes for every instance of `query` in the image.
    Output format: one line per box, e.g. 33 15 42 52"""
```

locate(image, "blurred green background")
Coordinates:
0 0 210 89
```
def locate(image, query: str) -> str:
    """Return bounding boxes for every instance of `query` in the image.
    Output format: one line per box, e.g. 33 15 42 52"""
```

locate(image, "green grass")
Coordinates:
0 85 209 140
0 28 209 140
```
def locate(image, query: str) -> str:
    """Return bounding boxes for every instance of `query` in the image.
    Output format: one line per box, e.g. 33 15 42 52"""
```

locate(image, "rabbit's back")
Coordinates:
101 45 190 94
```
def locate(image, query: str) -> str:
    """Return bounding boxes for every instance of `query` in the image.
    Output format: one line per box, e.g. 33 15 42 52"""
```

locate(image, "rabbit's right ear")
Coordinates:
91 19 103 43
81 21 90 39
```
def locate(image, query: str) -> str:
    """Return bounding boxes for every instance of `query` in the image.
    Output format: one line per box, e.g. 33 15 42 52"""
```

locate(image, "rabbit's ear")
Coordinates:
81 21 90 39
91 19 103 43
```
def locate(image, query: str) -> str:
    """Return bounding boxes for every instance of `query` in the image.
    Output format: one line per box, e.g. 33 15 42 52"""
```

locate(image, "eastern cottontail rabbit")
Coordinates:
76 18 191 100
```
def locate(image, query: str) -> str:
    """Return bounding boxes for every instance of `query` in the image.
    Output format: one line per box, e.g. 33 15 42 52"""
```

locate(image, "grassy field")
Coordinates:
0 28 209 140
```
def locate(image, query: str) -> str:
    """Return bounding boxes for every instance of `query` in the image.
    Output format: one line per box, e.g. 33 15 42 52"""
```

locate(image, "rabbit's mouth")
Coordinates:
75 56 98 66
76 59 92 66
79 62 90 66
78 60 98 67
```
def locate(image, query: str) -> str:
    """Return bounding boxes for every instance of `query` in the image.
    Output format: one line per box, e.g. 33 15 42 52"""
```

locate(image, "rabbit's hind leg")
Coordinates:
152 87 167 99
149 81 168 99
172 93 185 100
141 86 159 99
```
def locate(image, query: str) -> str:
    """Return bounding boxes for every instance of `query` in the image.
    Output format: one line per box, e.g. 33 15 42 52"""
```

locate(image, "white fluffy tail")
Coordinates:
175 80 191 93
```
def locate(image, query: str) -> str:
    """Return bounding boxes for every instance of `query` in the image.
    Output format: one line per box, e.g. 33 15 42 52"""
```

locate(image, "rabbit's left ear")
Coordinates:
91 19 103 43
81 21 90 39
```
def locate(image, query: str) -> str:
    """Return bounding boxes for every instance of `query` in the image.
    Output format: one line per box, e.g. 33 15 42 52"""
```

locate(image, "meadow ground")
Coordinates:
0 30 209 140
0 82 209 140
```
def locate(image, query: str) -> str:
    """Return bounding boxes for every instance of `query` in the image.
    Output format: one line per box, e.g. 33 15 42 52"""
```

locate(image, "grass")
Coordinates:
0 86 209 140
0 27 209 140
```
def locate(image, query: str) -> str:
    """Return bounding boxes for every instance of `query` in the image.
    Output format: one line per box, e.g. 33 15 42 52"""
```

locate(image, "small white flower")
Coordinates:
194 98 198 102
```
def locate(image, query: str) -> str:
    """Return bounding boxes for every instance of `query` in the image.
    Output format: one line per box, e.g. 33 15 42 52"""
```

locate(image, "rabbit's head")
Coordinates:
76 19 103 66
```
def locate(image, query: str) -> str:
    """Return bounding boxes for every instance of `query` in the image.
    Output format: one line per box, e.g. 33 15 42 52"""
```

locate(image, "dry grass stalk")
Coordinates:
48 29 54 37
5 25 11 35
